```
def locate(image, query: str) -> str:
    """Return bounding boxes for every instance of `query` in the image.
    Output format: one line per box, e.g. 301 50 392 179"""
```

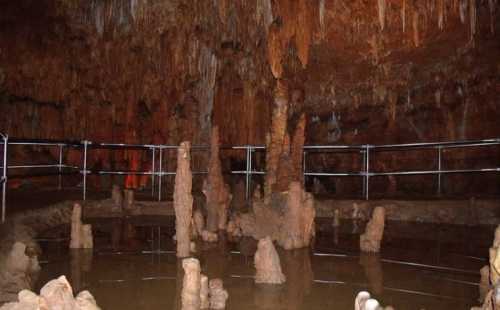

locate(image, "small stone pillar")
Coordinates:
70 203 93 249
254 237 286 284
360 207 385 253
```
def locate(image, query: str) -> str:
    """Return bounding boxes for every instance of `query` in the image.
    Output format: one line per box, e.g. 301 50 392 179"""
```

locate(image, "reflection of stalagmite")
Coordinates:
360 207 385 253
181 258 201 310
70 204 93 249
254 237 286 284
70 249 93 294
203 126 232 232
209 279 228 309
359 253 383 294
480 265 491 303
281 248 313 310
174 142 194 258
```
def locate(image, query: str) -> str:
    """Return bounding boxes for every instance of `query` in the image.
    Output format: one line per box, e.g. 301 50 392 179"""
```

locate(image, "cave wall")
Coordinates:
0 0 498 196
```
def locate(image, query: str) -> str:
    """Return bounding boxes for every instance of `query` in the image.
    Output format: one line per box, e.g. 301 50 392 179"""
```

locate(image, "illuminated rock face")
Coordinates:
174 142 194 258
0 1 498 197
360 207 386 253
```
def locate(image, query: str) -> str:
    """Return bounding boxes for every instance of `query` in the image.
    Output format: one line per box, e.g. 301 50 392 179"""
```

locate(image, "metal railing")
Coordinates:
0 134 499 223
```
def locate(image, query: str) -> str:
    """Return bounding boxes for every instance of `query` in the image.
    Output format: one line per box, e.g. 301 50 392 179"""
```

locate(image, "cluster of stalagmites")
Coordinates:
0 276 100 310
355 291 394 310
360 207 386 253
181 258 228 310
472 225 500 310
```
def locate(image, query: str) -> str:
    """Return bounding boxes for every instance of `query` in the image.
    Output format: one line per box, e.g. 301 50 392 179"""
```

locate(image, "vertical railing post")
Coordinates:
82 140 89 201
365 145 370 200
437 146 442 196
2 134 8 223
362 150 366 198
151 147 155 197
58 144 63 190
303 150 307 186
245 146 251 201
158 147 163 201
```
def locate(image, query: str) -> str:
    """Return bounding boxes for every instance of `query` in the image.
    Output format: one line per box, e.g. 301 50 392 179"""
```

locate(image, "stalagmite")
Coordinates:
490 225 500 285
200 275 209 309
124 189 135 211
202 126 232 232
277 181 315 250
181 258 201 310
332 209 340 227
355 291 393 310
193 209 205 237
254 237 286 284
111 184 123 211
360 207 386 253
70 204 93 249
480 265 491 302
174 142 194 258
201 230 218 243
208 279 228 309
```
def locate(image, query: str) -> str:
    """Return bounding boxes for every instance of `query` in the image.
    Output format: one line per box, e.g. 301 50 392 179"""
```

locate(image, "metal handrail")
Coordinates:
0 135 499 222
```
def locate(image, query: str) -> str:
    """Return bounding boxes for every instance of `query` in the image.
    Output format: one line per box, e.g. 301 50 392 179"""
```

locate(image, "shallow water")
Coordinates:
35 217 493 309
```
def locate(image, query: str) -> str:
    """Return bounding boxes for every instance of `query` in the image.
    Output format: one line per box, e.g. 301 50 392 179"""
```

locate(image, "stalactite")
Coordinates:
460 0 468 24
438 0 445 30
319 0 326 39
402 0 406 32
378 0 387 31
489 0 497 34
412 11 420 47
469 0 477 43
256 0 273 31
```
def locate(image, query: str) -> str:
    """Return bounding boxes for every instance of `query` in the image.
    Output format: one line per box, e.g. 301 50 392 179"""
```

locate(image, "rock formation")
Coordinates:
201 230 218 243
202 126 232 232
0 242 40 304
181 258 201 310
0 276 100 310
208 279 228 310
472 225 500 310
360 207 386 253
174 142 194 258
193 209 205 237
200 275 209 309
355 291 394 310
490 225 500 285
180 258 227 310
70 203 93 249
254 237 286 285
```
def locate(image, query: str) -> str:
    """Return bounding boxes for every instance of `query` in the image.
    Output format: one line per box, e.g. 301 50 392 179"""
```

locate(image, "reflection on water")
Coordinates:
34 217 493 310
